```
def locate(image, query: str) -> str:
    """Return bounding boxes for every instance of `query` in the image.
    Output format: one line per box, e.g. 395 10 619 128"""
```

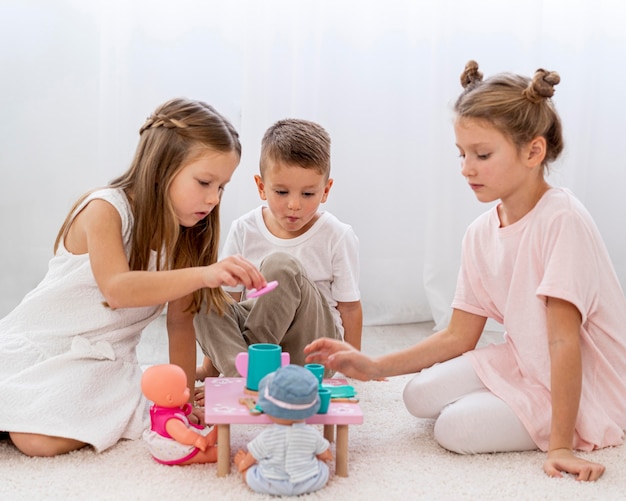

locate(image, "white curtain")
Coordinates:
1 0 625 329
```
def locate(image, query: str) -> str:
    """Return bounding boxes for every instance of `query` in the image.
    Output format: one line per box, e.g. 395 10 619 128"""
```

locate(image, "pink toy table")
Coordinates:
204 377 363 477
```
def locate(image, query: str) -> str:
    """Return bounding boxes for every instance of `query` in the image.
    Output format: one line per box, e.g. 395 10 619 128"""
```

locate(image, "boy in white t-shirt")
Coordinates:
194 119 361 379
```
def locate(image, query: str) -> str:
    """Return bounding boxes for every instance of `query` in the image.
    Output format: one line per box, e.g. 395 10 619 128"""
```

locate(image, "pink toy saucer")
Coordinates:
247 280 279 298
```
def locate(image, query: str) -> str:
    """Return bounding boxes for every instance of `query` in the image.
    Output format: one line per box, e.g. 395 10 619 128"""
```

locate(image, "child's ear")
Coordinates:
320 178 333 203
254 175 267 200
527 137 546 167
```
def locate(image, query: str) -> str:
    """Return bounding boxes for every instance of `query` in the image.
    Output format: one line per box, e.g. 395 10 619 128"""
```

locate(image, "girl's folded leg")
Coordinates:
10 432 86 457
402 355 486 418
401 355 536 454
433 390 537 454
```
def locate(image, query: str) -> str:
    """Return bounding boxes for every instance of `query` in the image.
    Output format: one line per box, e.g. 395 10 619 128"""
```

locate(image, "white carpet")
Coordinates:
2 373 625 500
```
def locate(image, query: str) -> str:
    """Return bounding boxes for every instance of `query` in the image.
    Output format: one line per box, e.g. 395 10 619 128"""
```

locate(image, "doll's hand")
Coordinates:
543 448 605 481
317 448 334 462
194 434 210 451
193 427 217 451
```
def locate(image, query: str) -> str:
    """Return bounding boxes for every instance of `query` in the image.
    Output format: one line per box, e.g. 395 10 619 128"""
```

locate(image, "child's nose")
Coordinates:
460 158 472 177
287 197 300 210
206 187 220 205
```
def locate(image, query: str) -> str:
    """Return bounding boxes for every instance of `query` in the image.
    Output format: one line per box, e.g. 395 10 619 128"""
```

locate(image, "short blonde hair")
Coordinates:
260 119 331 178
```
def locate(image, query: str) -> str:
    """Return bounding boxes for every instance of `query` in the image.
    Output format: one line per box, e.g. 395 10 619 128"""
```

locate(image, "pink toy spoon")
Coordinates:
247 280 279 298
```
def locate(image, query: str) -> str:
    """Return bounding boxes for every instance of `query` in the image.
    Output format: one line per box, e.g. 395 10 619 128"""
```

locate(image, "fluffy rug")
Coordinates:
1 374 625 500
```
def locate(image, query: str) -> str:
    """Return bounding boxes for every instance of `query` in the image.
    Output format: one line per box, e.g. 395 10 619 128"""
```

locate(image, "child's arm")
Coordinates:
72 199 266 310
167 295 198 404
543 296 605 481
196 356 220 382
196 288 242 383
234 449 257 472
305 308 486 380
336 300 363 350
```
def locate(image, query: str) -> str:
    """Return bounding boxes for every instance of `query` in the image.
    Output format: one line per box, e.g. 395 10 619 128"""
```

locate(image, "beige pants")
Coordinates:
194 252 341 377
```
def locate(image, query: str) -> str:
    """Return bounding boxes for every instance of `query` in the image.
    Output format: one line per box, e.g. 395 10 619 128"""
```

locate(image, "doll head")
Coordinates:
256 364 320 421
141 364 190 408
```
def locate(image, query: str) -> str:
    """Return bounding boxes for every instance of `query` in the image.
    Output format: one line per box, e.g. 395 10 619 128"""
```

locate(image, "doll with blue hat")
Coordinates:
234 364 333 496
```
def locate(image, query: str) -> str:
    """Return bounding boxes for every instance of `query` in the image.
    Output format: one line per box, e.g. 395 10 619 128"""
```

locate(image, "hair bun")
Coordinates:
523 68 560 103
460 60 483 89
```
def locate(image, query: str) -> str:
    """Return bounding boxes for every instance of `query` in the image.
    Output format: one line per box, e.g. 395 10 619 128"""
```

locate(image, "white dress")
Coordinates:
0 188 163 452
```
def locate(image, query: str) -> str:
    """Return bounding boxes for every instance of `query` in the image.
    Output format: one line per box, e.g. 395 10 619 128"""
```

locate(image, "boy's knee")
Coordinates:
259 252 303 279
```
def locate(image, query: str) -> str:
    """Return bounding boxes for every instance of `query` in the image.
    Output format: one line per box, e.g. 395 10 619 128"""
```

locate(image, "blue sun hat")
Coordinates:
257 364 321 420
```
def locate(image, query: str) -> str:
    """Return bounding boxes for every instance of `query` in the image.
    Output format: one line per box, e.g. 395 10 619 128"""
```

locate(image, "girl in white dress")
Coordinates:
0 98 267 457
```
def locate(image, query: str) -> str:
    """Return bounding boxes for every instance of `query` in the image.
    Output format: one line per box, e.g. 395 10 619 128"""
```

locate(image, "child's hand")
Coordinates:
194 386 205 407
203 255 266 291
543 448 605 481
189 406 206 427
305 338 377 381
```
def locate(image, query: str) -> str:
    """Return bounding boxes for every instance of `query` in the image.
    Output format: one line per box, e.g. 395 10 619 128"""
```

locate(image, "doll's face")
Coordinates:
163 383 190 407
142 366 190 407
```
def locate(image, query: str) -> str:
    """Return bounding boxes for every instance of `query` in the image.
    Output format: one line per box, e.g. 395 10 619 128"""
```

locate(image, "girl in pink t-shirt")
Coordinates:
305 60 626 482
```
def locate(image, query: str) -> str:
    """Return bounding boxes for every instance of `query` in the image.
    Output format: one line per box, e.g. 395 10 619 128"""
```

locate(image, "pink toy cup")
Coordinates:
235 343 290 391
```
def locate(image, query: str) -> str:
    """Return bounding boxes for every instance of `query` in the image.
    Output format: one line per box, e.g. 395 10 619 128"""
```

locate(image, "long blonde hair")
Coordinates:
55 98 241 314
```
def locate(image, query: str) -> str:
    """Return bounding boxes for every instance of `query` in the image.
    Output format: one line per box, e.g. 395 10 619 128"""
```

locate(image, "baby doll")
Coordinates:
141 364 217 465
234 364 333 496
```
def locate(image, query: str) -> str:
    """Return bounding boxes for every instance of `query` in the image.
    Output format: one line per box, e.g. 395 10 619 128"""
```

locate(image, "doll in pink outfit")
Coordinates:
305 60 626 482
141 364 217 465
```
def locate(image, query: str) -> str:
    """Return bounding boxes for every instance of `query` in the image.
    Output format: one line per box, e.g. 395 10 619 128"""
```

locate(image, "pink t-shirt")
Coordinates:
453 188 626 451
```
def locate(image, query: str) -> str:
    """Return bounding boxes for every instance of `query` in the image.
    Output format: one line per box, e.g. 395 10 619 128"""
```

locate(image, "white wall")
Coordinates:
1 0 625 328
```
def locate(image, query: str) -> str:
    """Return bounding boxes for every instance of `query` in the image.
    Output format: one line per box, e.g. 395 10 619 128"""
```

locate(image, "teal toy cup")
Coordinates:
317 387 331 414
304 363 324 388
235 343 290 391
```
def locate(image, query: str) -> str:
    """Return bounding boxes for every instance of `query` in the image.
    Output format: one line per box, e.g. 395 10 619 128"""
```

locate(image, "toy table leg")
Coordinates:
323 424 335 443
216 424 231 477
335 425 349 477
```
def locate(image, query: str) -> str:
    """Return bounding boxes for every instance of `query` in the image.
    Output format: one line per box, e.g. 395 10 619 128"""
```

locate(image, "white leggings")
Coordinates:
402 356 537 454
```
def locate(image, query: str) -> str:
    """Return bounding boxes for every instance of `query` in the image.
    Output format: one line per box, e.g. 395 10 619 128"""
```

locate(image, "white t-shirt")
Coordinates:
221 206 360 334
454 187 626 451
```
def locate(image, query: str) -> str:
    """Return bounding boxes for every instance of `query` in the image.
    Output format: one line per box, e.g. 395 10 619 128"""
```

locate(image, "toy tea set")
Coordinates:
235 343 357 415
235 280 357 415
